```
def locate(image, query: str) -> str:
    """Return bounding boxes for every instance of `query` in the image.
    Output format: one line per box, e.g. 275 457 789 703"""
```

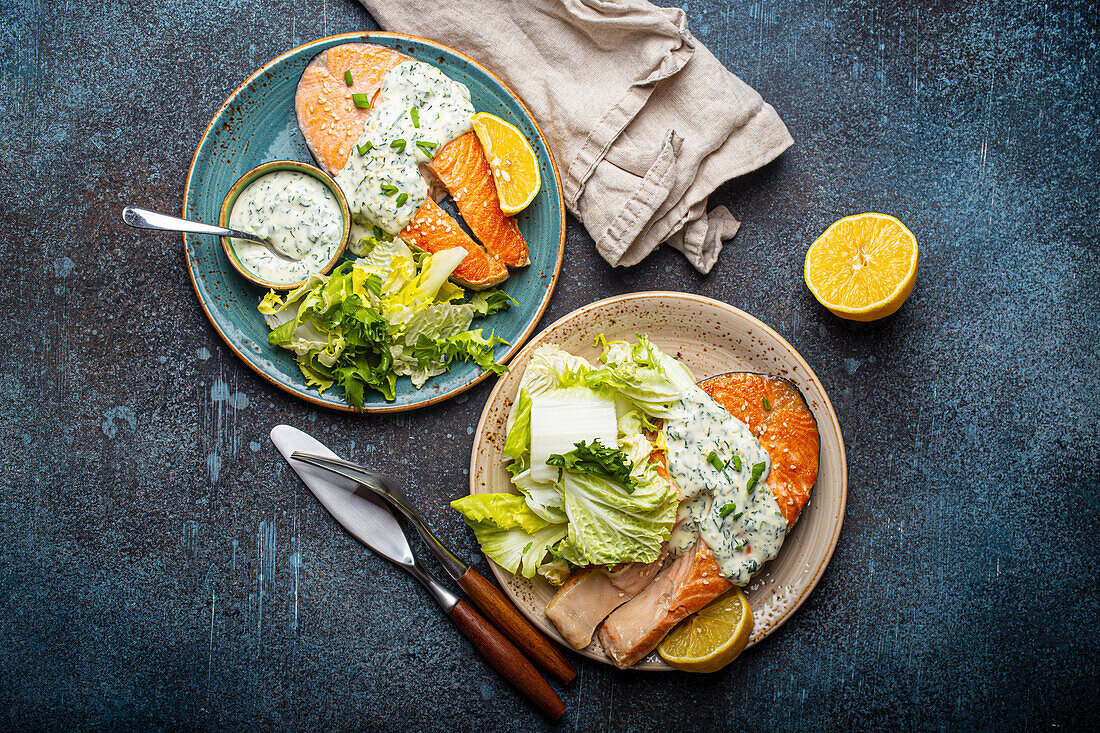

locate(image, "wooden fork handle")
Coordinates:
457 567 577 685
447 600 566 720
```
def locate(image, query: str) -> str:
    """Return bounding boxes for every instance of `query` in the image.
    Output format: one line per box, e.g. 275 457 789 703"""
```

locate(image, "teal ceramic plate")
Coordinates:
184 33 565 413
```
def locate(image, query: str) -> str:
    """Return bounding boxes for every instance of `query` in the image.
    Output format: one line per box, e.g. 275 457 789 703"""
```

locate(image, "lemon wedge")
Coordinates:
804 213 919 321
657 588 753 673
471 112 541 214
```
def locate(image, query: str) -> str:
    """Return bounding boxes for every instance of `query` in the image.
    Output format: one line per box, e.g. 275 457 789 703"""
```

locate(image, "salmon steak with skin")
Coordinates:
295 42 528 289
427 132 529 267
699 373 820 528
548 373 820 668
400 198 509 287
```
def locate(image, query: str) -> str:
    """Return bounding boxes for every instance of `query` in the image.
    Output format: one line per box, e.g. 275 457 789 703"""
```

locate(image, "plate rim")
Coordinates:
182 31 566 413
468 291 849 670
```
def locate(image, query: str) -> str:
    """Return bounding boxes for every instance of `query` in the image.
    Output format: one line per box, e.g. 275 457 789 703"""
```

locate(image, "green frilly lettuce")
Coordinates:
258 235 514 407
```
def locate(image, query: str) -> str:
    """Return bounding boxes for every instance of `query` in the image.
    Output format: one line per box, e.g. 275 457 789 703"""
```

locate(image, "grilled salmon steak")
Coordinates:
699 373 820 528
400 198 509 287
427 132 529 267
295 42 528 288
547 373 820 667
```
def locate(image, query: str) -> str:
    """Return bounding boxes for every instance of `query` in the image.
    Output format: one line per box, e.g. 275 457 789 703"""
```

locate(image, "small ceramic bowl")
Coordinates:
218 160 351 290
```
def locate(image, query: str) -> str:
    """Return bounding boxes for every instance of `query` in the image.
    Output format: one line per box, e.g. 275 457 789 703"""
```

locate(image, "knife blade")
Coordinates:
270 425 412 565
288 450 577 685
269 425 566 720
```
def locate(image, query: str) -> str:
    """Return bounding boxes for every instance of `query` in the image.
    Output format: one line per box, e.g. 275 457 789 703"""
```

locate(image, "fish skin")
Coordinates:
428 132 530 267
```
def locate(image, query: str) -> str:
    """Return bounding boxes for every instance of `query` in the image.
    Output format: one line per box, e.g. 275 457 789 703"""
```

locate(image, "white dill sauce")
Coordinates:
336 60 474 234
663 386 787 586
228 170 344 285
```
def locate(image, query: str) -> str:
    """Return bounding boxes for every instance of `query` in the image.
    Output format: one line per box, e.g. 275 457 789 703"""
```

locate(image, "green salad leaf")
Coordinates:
457 337 691 581
450 493 567 580
258 235 511 407
589 334 697 416
557 461 678 566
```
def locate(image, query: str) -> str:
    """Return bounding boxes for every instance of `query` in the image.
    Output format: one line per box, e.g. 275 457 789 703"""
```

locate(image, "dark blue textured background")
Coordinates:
1 0 1096 730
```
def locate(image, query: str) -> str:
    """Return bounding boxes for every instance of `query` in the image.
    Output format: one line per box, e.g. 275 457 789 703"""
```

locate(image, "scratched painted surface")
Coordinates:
0 0 1096 730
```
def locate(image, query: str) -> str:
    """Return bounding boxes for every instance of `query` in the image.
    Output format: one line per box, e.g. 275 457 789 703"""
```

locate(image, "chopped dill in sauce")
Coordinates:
335 60 474 234
663 386 787 586
227 170 344 285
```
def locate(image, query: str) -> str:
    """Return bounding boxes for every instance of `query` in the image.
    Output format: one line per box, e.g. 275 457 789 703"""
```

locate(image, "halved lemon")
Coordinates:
804 213 919 322
471 112 541 215
657 588 753 673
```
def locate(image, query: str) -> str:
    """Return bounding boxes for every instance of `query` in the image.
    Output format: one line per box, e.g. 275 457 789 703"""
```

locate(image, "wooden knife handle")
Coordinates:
457 567 577 685
447 600 566 721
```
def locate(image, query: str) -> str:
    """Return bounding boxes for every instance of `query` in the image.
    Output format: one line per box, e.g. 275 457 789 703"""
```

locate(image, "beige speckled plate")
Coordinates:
469 292 847 671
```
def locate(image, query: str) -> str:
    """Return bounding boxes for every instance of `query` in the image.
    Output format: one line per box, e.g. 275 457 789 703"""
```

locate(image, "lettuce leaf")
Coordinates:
590 334 695 417
511 469 566 523
558 460 679 566
502 388 532 476
462 338 686 581
258 236 512 407
450 493 567 579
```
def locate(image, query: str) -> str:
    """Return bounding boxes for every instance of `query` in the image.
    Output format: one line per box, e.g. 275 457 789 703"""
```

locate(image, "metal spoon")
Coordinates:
122 206 301 263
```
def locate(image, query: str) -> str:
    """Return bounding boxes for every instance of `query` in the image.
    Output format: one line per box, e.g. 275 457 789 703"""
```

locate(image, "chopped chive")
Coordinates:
747 461 767 492
416 140 437 157
396 192 409 206
731 455 742 471
380 183 398 195
344 69 354 86
352 93 371 109
390 138 406 153
706 450 725 472
732 512 744 520
763 396 772 411
410 106 420 128
718 503 736 518
356 141 374 156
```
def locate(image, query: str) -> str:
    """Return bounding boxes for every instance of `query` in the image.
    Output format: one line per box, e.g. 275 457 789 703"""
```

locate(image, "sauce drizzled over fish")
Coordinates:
295 43 528 288
547 372 820 668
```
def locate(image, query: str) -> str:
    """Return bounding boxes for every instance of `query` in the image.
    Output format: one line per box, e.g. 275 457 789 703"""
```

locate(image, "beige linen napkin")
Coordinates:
358 0 792 273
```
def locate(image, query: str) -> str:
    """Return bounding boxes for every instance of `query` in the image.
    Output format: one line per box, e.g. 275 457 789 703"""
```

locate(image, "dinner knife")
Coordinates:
270 425 566 720
286 451 577 686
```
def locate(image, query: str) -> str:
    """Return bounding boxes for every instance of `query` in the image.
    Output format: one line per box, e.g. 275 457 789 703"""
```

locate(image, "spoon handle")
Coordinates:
123 206 239 238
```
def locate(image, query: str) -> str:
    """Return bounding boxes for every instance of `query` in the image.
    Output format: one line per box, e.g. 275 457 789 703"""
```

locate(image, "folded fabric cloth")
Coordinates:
357 0 793 273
